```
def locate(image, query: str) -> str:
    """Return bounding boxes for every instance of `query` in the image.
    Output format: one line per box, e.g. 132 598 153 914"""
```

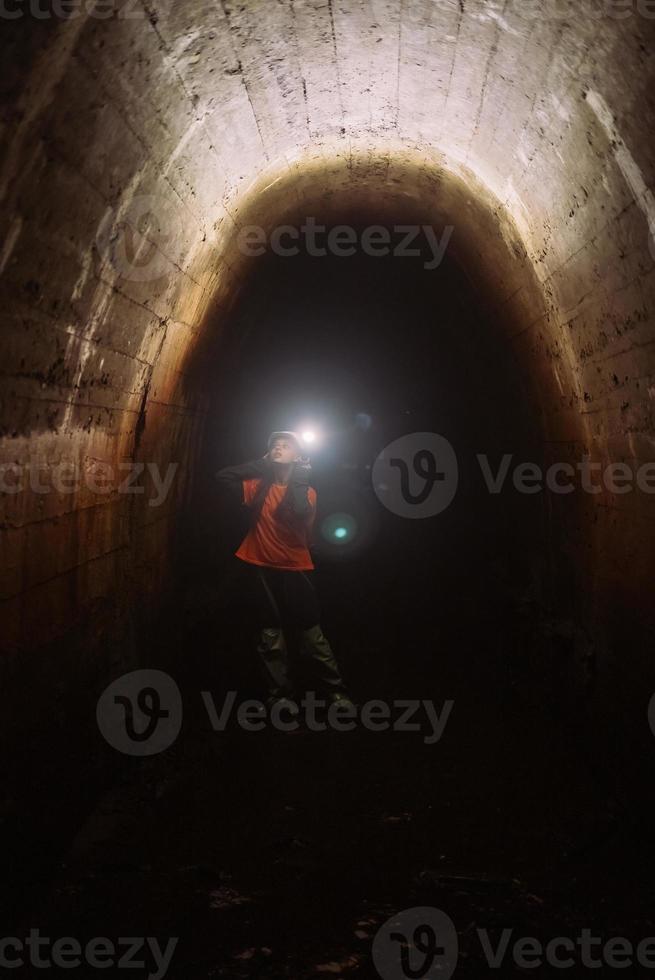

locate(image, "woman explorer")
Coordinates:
215 430 354 715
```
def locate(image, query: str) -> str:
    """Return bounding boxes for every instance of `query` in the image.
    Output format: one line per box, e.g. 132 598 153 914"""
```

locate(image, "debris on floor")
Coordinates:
209 885 253 910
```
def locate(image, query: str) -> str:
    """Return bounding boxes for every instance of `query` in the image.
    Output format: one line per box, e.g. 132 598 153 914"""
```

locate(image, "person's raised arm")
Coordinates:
215 454 271 505
286 460 314 518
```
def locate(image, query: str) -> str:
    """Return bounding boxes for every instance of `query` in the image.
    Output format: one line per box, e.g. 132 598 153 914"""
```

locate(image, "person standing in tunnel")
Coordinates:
215 431 354 717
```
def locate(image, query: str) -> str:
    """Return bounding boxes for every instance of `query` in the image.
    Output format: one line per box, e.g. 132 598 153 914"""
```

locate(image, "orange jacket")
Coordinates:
216 458 316 570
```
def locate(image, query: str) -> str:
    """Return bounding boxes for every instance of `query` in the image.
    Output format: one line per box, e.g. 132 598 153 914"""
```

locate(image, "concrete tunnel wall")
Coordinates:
1 1 655 740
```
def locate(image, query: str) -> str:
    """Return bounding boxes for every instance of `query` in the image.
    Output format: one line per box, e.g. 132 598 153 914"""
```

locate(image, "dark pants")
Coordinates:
250 565 320 631
246 564 348 701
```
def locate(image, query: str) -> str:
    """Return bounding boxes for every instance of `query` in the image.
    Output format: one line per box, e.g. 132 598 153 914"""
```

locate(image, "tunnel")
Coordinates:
2 0 655 975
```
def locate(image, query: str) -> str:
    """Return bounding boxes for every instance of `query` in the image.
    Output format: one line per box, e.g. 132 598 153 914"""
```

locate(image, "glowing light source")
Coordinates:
301 430 316 444
320 511 357 545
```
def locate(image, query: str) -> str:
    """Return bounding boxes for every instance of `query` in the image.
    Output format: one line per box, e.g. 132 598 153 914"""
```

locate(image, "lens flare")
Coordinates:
320 512 357 545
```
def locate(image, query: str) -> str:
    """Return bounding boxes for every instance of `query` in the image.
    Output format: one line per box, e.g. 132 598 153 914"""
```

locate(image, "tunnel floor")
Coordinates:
8 592 655 980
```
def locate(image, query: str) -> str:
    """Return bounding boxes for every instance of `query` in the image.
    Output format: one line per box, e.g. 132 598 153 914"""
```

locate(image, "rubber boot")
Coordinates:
256 626 295 701
298 623 350 702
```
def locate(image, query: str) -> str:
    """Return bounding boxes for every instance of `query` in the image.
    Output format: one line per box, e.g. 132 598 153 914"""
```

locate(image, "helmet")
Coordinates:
267 430 304 454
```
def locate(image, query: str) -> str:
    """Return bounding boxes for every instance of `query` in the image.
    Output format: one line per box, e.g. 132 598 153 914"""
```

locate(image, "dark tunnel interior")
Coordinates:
3 2 655 976
186 214 549 701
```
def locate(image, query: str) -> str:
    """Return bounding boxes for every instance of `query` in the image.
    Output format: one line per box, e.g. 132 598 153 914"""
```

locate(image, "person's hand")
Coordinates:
291 459 311 483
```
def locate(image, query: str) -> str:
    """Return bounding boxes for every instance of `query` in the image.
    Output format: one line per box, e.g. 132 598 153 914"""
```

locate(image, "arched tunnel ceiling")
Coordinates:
1 0 654 656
